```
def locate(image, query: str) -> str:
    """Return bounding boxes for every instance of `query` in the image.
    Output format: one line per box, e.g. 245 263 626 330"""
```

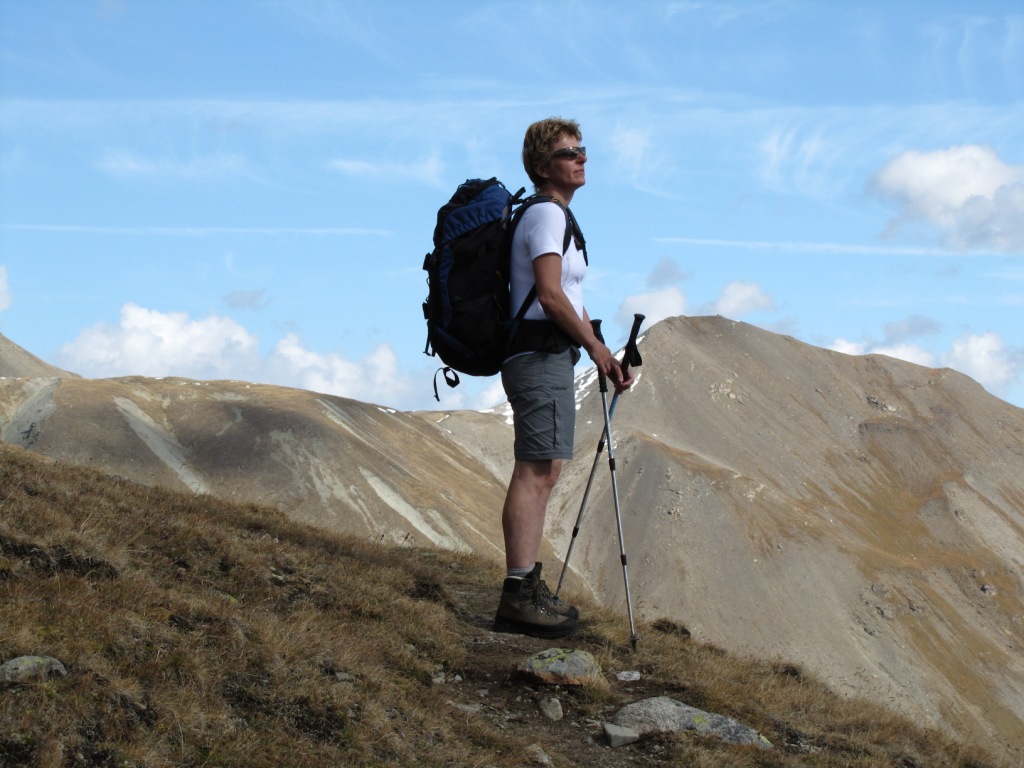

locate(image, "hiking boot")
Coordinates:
493 566 577 639
529 562 579 619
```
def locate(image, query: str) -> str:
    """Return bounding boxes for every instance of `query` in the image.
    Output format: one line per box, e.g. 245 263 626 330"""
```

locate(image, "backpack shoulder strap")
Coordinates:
509 194 587 263
505 193 587 326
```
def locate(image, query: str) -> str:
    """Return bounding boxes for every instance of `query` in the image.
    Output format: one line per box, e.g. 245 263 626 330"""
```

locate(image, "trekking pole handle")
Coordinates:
620 313 645 378
589 314 644 379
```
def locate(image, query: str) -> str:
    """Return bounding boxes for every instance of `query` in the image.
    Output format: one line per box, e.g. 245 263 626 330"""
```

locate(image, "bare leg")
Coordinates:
502 458 562 571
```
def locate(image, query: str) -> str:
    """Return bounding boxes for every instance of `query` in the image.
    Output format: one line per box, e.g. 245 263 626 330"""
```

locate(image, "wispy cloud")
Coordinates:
268 0 400 66
95 149 253 183
882 314 942 344
3 224 391 237
224 289 269 311
328 155 445 188
651 236 955 256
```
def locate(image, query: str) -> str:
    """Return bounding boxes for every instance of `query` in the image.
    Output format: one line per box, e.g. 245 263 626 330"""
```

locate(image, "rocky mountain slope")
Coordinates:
1 318 1022 759
0 334 73 379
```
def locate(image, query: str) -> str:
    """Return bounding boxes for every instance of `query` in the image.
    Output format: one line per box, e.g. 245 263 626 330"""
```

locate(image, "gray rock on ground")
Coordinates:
0 655 68 684
611 695 772 749
516 648 605 688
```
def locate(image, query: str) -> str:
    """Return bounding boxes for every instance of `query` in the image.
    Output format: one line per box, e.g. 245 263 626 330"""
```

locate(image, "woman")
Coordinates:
493 117 633 638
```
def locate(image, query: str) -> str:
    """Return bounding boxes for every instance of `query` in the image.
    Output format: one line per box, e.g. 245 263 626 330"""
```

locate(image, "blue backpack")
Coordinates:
422 177 584 399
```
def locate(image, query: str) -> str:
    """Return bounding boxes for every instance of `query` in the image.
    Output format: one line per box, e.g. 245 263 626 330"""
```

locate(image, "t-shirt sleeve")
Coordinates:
520 202 566 261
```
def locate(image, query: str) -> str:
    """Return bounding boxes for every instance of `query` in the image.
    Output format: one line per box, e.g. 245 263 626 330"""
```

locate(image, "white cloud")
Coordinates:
829 338 868 356
829 337 937 367
830 330 1021 399
830 337 937 368
617 286 686 328
941 332 1021 395
56 304 262 380
474 378 508 411
871 145 1024 251
713 280 775 317
55 303 420 407
0 266 11 313
868 343 937 368
265 333 416 406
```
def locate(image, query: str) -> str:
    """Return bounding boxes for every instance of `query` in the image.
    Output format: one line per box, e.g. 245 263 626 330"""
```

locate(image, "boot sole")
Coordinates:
492 615 577 639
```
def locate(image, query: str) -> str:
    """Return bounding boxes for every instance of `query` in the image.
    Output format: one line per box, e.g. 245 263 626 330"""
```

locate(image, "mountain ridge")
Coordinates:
1 318 1021 758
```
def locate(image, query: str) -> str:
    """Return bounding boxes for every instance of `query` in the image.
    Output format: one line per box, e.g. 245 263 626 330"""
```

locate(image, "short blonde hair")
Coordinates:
522 117 582 191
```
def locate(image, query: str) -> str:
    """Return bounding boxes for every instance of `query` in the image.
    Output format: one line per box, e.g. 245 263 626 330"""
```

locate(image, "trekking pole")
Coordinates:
555 314 644 649
555 314 644 597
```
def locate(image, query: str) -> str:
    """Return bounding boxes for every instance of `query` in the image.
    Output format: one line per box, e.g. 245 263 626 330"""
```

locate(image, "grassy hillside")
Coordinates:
0 443 1005 767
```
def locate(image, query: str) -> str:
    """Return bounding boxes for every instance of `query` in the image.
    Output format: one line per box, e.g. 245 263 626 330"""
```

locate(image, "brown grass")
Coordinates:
0 443 1010 767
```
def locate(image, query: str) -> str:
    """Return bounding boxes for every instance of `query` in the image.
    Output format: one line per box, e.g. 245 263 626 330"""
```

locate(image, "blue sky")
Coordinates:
1 0 1022 412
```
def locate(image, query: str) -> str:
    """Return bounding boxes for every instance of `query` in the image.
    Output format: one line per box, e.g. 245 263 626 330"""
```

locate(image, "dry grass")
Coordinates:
0 443 1010 767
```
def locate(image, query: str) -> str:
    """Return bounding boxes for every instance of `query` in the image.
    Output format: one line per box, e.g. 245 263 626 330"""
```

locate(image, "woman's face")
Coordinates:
538 133 586 196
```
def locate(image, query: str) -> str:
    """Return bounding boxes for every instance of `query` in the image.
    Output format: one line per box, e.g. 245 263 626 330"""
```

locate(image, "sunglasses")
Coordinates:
551 146 587 161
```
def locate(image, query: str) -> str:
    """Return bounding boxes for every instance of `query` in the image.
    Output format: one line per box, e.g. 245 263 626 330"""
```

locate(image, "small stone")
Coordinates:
616 670 641 682
526 743 554 766
538 696 563 721
604 722 640 747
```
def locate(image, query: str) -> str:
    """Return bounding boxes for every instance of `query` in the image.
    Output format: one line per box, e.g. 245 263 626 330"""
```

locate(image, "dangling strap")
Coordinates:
432 366 460 402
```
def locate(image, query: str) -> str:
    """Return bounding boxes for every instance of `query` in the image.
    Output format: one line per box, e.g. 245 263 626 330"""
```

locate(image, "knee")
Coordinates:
511 458 562 491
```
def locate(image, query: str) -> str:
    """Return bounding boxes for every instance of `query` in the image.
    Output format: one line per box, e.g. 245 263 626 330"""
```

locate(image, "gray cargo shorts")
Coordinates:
501 348 580 461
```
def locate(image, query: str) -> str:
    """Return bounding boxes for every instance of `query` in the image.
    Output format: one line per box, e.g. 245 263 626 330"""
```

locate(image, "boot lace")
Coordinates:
534 577 565 609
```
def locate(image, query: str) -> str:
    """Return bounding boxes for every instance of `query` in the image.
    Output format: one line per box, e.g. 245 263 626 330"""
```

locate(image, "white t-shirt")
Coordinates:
508 201 586 321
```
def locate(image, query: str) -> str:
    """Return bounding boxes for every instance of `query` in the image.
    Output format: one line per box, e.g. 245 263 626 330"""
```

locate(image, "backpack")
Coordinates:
422 177 585 400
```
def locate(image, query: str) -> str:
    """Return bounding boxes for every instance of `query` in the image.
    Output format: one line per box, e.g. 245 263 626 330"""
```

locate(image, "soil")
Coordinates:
431 564 711 767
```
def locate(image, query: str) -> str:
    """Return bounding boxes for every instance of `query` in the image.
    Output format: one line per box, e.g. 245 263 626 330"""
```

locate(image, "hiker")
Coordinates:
493 117 634 638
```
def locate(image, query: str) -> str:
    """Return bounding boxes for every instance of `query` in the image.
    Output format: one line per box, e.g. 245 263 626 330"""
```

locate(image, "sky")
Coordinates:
1 0 1022 413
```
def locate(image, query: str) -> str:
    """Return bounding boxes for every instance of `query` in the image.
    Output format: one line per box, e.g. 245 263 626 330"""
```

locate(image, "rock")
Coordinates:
525 743 554 766
538 696 563 721
0 655 68 685
604 722 641 747
516 648 604 688
612 696 772 749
